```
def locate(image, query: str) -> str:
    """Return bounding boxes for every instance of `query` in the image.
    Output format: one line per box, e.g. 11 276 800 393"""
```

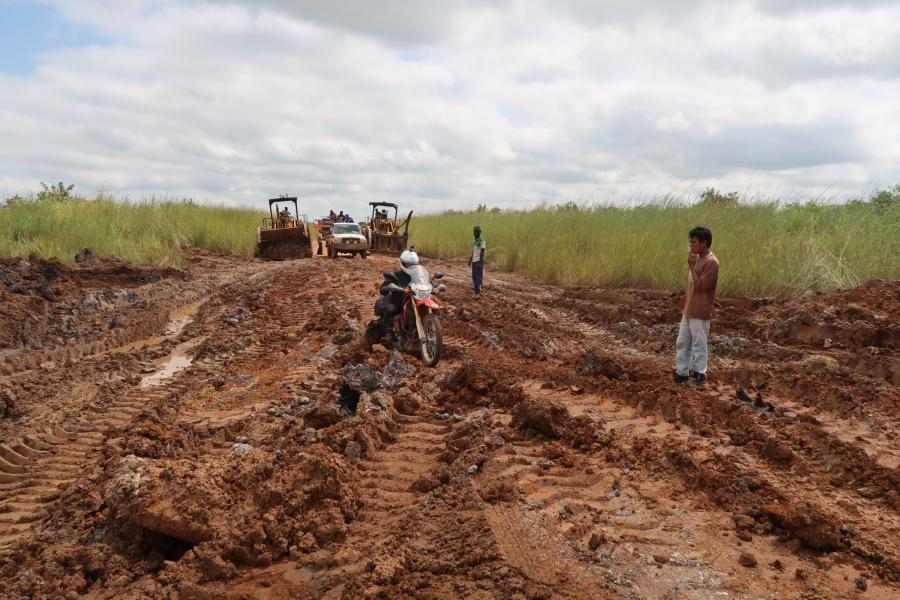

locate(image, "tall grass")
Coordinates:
0 196 265 267
410 199 900 296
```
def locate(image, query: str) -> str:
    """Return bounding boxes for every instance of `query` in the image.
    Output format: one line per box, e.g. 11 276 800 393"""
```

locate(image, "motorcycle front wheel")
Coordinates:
419 314 443 367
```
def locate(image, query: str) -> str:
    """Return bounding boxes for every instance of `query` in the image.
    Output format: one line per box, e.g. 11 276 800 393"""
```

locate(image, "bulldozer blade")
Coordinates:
256 242 313 260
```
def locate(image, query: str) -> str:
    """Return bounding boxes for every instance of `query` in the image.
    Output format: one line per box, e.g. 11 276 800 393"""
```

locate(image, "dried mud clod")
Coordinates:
760 502 843 551
437 363 524 409
0 389 18 419
510 397 605 449
578 350 626 380
103 446 359 571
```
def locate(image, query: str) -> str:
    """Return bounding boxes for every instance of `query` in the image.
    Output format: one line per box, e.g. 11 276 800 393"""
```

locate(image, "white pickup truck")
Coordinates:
326 223 368 258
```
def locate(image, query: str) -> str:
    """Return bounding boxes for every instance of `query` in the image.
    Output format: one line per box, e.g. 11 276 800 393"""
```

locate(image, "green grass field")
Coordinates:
3 189 898 295
410 192 900 296
0 195 265 267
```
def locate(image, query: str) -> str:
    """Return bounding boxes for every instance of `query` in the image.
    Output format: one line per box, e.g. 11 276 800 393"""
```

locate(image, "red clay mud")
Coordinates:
0 250 898 599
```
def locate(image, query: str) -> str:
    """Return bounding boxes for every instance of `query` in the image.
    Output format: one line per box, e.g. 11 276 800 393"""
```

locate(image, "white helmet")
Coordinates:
399 249 419 275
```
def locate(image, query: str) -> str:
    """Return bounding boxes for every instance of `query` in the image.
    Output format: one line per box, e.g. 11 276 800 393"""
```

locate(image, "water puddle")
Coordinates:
164 301 203 336
141 340 199 387
137 301 205 388
110 301 203 355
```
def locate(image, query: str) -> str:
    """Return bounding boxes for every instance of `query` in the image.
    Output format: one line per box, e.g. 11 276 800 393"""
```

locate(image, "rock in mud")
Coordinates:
197 549 236 581
739 552 758 568
762 503 843 551
230 443 253 454
74 247 94 263
344 441 362 463
579 350 625 379
382 351 416 388
305 398 349 429
588 532 607 551
762 438 795 466
341 363 382 392
0 390 17 418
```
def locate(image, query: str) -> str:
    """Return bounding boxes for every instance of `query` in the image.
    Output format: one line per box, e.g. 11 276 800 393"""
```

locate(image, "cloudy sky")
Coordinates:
1 0 899 215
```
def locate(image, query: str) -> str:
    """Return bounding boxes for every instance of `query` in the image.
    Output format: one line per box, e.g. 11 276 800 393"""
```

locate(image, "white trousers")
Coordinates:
675 315 711 376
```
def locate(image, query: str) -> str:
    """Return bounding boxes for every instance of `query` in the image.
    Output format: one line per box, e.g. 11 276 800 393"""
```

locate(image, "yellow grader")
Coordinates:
363 202 413 254
255 197 313 260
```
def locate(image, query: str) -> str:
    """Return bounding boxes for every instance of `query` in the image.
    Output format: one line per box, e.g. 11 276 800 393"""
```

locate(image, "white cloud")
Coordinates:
1 0 899 216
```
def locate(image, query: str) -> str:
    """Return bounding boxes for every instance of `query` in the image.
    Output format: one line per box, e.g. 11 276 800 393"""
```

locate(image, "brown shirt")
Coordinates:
684 251 719 320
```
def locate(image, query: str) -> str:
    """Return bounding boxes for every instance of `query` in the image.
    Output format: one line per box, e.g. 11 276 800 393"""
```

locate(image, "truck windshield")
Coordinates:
333 224 361 235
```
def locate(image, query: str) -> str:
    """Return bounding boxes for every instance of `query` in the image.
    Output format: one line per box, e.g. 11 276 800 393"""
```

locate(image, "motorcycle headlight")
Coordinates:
412 283 432 300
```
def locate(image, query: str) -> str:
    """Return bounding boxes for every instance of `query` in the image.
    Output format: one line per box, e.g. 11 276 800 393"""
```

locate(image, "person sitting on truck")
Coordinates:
278 207 291 227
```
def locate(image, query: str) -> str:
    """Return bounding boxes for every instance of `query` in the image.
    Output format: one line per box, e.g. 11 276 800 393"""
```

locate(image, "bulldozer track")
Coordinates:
0 382 188 547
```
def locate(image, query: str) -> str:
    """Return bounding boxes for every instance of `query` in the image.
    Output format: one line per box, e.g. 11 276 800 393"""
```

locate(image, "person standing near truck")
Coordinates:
468 226 486 297
673 226 720 387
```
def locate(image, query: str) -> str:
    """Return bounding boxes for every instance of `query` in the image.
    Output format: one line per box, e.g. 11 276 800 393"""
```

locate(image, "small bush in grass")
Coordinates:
37 181 76 203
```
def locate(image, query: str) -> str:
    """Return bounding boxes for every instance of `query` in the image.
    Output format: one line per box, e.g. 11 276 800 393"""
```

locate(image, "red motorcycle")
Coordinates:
365 266 446 367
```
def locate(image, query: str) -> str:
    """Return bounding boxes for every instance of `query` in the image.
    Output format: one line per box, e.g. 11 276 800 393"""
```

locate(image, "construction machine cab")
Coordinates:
370 202 398 227
268 197 302 230
365 201 413 253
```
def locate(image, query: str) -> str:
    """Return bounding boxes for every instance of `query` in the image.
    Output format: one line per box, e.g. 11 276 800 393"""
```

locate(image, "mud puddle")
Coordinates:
138 302 205 387
109 301 203 355
140 340 199 387
163 300 204 336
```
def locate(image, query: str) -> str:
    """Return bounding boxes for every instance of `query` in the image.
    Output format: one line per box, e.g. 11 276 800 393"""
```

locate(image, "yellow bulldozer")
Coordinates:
362 202 413 254
255 196 313 260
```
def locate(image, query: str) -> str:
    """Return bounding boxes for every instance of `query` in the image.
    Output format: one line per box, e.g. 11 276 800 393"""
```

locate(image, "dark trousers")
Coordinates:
375 296 402 330
472 261 484 294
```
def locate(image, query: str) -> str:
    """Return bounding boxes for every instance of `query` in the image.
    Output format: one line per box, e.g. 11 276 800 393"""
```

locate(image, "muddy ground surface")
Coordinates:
0 248 898 599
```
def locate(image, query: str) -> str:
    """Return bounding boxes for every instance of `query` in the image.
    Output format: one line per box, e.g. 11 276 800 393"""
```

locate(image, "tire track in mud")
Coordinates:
0 383 189 547
2 254 898 599
328 408 607 599
342 413 453 560
0 262 290 549
433 268 900 596
506 374 900 587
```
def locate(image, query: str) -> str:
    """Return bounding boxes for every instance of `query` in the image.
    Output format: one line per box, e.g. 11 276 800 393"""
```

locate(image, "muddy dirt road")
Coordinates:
0 249 898 599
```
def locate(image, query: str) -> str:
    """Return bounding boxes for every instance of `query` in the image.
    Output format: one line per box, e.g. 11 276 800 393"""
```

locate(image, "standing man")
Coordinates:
468 226 486 297
673 226 720 387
